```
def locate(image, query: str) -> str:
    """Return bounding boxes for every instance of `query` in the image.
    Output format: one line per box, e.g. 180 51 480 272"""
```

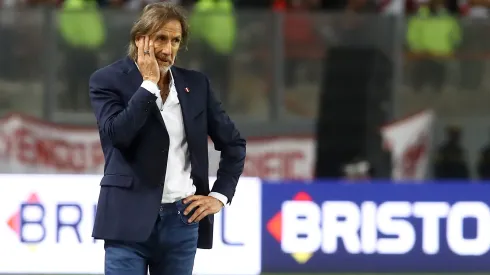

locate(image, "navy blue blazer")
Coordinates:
89 56 246 249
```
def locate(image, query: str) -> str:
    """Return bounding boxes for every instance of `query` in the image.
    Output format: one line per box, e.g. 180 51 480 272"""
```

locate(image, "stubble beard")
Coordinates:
160 66 169 75
158 59 172 77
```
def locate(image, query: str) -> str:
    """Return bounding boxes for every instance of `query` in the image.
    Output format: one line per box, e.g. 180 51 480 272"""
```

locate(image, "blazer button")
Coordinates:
161 149 167 153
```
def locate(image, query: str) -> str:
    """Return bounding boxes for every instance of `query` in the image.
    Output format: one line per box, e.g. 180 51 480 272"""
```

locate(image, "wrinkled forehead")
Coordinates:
153 20 182 38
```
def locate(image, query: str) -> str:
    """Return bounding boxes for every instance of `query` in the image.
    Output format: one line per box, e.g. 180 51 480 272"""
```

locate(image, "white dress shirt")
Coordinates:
139 69 228 206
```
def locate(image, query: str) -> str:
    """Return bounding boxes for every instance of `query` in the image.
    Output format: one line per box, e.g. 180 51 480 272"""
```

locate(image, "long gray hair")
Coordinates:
128 2 189 60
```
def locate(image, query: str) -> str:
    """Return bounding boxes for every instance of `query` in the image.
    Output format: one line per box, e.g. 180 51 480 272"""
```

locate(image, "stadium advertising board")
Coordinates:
0 174 261 274
261 181 490 273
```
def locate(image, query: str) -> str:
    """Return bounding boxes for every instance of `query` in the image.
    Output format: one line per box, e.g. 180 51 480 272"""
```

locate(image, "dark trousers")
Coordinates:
104 200 199 275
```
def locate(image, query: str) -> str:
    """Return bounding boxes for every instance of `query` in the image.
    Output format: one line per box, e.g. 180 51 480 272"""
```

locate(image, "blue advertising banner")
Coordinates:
261 181 490 273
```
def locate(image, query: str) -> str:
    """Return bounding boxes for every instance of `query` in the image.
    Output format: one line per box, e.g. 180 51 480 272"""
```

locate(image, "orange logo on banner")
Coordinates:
266 191 315 264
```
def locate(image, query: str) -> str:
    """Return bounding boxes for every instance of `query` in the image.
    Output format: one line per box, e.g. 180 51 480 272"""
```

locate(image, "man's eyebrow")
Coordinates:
156 33 182 39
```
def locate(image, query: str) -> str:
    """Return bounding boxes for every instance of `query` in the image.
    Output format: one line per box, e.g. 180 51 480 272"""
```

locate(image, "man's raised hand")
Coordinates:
137 36 160 84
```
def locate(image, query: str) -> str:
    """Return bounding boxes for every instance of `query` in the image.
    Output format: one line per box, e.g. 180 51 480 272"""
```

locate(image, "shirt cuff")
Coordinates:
209 192 229 207
141 80 159 96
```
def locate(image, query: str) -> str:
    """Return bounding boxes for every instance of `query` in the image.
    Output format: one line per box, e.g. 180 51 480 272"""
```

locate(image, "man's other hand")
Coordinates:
183 195 224 223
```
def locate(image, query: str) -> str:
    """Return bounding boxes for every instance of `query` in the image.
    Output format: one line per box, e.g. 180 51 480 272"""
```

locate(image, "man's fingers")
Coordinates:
184 200 203 215
193 210 209 223
182 196 221 222
183 195 201 204
149 40 155 58
189 207 208 223
143 36 149 54
137 37 144 61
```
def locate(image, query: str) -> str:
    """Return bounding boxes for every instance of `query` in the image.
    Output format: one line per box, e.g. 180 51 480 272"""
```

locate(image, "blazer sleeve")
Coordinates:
89 70 157 149
205 76 246 204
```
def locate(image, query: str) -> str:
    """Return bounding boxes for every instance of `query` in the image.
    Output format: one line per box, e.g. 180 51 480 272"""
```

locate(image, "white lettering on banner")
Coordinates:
0 113 314 179
0 174 261 275
0 114 104 174
281 200 490 256
446 202 490 255
381 109 434 181
208 137 315 180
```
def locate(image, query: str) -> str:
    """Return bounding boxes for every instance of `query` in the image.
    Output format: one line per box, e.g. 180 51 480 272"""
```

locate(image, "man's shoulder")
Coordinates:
90 57 128 85
172 66 208 82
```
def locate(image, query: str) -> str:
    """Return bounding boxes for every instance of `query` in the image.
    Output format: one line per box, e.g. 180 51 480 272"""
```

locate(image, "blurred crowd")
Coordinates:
434 125 490 180
1 0 489 111
0 0 488 14
1 0 490 180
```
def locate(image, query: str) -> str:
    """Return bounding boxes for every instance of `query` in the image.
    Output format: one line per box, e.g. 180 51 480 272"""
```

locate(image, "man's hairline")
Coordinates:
133 20 185 42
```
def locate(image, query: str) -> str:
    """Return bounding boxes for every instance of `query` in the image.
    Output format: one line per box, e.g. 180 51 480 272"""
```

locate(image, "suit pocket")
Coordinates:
100 175 134 188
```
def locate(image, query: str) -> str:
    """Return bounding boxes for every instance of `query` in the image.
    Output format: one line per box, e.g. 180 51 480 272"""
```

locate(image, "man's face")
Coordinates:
143 20 182 73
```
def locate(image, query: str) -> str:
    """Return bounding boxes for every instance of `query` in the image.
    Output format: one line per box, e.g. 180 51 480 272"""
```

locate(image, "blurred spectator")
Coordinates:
378 0 410 14
377 0 424 14
458 0 490 91
1 0 17 7
406 0 461 92
322 0 343 10
339 0 380 39
1 0 57 7
348 0 377 11
459 0 490 16
327 0 391 49
433 125 470 179
235 0 271 8
477 129 490 180
446 0 462 14
26 0 57 6
58 0 105 110
275 0 323 88
190 0 236 105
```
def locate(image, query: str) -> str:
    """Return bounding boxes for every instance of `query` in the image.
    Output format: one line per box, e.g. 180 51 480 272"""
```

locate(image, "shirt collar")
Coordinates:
168 68 175 87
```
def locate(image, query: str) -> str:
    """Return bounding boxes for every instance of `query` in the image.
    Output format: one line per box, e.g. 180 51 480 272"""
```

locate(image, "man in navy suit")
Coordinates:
88 3 246 275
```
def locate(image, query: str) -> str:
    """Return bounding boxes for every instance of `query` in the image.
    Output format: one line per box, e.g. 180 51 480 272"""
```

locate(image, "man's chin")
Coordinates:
158 61 172 73
159 64 171 73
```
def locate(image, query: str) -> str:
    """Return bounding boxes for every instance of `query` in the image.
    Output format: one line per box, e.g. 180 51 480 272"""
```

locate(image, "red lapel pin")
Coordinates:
185 87 190 93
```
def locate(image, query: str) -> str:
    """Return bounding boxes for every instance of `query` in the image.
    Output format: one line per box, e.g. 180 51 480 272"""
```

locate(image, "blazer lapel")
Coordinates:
150 100 167 130
122 56 166 129
170 67 192 137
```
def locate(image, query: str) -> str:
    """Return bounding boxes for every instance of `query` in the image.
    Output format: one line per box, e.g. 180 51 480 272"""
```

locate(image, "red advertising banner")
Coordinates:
0 113 315 179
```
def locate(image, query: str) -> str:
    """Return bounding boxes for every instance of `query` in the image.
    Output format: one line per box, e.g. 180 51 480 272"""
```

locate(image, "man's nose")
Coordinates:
160 41 172 55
